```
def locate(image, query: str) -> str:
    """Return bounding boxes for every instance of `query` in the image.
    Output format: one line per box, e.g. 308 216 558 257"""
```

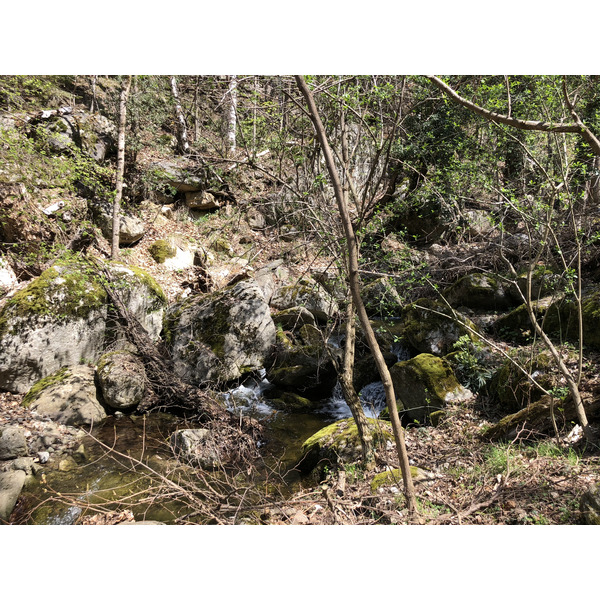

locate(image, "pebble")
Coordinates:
37 452 50 464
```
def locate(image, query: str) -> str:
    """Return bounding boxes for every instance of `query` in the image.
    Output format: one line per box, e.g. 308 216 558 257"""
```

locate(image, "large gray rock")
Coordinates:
96 350 146 410
0 426 28 460
0 258 165 393
148 158 205 193
0 470 26 522
23 365 107 426
167 279 276 385
91 200 145 246
270 276 338 323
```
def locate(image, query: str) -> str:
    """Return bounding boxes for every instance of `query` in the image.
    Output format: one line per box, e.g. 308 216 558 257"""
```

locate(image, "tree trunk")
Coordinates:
111 75 131 261
226 75 237 154
170 76 190 154
339 301 375 467
295 75 418 518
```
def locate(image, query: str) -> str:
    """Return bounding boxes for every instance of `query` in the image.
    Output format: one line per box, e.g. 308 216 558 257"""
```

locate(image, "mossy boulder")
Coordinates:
166 279 276 385
382 353 473 423
0 257 165 393
23 365 107 426
30 109 117 162
484 351 558 413
443 273 517 311
149 236 196 271
267 326 336 398
401 298 478 356
272 306 316 331
543 289 600 350
270 276 338 324
492 296 555 344
299 417 394 474
263 391 313 412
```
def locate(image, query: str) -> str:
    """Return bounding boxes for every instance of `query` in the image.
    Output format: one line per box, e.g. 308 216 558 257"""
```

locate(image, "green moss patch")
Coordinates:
149 240 177 264
22 366 71 407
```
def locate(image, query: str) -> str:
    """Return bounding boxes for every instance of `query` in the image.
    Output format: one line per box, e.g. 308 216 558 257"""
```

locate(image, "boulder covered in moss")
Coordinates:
149 236 196 271
299 417 394 474
270 276 338 324
492 296 555 343
166 279 276 386
96 350 146 410
543 288 600 350
30 109 117 162
267 324 336 398
443 272 517 310
382 353 472 423
484 351 559 413
401 298 478 356
0 257 166 393
23 365 107 426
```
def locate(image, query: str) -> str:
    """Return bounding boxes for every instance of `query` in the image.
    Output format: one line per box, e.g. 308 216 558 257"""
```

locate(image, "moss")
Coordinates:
370 467 425 492
22 366 71 407
149 240 177 264
267 391 313 412
0 260 107 337
300 417 394 473
112 263 167 307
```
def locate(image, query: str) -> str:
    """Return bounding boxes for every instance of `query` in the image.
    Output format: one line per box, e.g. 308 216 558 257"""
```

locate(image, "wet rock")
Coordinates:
170 429 221 469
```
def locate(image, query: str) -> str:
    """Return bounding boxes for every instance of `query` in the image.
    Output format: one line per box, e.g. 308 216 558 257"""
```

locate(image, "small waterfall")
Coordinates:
221 369 276 417
319 380 387 420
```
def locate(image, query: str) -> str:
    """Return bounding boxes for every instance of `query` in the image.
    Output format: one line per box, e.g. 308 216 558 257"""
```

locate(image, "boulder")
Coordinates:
170 429 221 469
185 190 219 210
443 273 517 311
272 306 317 331
484 351 558 413
580 484 600 525
0 470 26 522
543 288 600 351
90 200 145 245
270 276 338 324
0 257 18 295
166 279 276 385
401 298 478 356
0 257 166 393
267 324 336 398
370 466 431 492
299 417 394 474
23 365 107 426
149 236 195 271
147 158 205 193
0 426 28 460
361 277 403 317
382 353 473 423
96 350 146 410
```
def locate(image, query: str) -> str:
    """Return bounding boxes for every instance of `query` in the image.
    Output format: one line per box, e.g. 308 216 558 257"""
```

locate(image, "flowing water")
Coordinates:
16 337 412 524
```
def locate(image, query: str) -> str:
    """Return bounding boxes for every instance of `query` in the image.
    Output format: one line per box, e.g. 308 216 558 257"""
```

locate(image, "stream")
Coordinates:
15 340 412 524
